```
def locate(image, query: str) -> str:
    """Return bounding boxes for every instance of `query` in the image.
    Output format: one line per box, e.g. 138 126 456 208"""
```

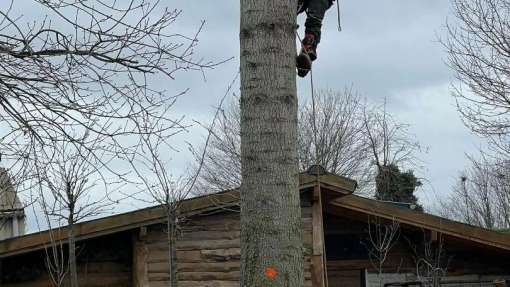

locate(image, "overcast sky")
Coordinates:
5 1 487 231
165 0 483 208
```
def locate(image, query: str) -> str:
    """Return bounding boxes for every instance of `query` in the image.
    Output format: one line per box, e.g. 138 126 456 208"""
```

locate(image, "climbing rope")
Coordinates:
296 28 328 287
294 31 319 171
309 69 319 172
296 2 344 282
336 0 342 32
294 30 319 176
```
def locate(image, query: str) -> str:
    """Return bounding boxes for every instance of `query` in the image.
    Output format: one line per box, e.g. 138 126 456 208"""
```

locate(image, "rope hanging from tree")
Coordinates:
296 28 329 286
336 0 342 31
295 3 344 283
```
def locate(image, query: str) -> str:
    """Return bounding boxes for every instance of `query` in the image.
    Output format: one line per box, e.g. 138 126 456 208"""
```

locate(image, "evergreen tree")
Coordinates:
375 164 422 210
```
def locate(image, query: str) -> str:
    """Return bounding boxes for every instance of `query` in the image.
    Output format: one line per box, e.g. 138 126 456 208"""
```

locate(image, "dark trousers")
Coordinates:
298 0 333 44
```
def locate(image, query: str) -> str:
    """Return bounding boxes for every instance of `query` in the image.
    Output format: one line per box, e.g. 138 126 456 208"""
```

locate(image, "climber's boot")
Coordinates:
296 33 317 78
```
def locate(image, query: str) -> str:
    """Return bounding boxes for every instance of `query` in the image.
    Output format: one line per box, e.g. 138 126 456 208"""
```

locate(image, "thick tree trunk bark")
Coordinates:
239 0 304 286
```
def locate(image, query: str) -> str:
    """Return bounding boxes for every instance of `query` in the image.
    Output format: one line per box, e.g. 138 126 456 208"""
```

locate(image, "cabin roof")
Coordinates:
328 195 510 252
1 170 509 257
0 171 355 257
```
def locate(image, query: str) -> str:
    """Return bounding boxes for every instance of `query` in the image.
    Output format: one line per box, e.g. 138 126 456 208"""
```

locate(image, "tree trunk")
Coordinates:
239 0 304 286
68 218 78 287
167 209 178 287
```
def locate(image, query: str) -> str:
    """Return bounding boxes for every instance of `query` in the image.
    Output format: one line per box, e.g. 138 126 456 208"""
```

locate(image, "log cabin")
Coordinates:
0 169 509 287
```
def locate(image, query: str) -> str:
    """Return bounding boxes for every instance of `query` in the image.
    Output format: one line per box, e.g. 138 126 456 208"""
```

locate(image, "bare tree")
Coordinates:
0 0 221 196
444 0 510 155
299 89 374 191
240 0 304 285
363 102 421 174
34 139 113 287
129 134 191 287
407 231 450 287
0 2 224 283
194 89 381 195
363 102 423 204
44 239 67 287
364 215 400 287
35 185 68 287
441 152 510 229
193 97 242 195
126 71 238 287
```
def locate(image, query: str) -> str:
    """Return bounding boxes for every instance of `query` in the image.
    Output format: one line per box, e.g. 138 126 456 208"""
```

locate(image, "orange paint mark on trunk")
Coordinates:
265 266 278 280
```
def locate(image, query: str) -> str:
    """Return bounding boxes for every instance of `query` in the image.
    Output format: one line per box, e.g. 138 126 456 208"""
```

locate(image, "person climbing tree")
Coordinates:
296 0 335 77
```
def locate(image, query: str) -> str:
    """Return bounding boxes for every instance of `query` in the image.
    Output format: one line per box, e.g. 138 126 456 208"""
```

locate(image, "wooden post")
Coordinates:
311 184 326 287
431 230 438 243
132 226 148 287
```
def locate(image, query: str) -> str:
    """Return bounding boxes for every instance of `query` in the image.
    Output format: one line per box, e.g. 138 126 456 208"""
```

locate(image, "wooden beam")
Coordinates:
132 227 149 287
299 173 357 195
139 226 147 239
431 230 438 243
311 185 326 287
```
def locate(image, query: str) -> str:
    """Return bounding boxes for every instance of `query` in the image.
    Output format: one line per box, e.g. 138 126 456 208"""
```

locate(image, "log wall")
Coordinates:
0 231 132 287
137 198 315 287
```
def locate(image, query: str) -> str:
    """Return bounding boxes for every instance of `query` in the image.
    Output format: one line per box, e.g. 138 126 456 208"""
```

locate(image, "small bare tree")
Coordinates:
34 139 112 287
364 215 400 287
444 0 510 155
441 152 510 229
35 183 68 287
363 102 423 204
192 96 242 195
129 133 193 287
407 231 450 287
363 102 421 175
127 73 236 287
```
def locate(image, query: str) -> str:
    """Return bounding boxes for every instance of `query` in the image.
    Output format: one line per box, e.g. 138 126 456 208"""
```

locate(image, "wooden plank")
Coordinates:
151 281 239 287
311 255 325 287
133 228 149 287
327 260 372 269
177 271 240 281
311 185 326 287
326 269 362 287
431 230 438 243
177 262 240 272
299 173 357 194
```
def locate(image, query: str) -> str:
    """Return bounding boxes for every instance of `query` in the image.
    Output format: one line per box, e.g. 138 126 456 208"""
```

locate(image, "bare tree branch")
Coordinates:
192 89 420 196
440 151 510 229
0 0 226 194
443 0 510 155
